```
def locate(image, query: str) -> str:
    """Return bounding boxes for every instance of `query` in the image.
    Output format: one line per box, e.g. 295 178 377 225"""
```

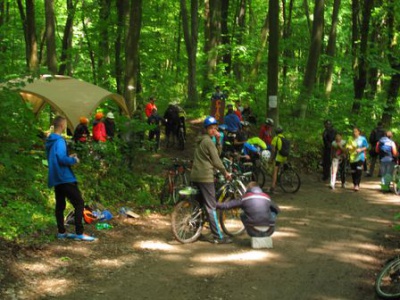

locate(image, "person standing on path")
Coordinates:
376 131 398 192
347 127 369 192
367 122 386 177
104 112 116 141
269 126 288 194
322 120 337 181
46 116 96 241
330 133 347 189
191 116 232 244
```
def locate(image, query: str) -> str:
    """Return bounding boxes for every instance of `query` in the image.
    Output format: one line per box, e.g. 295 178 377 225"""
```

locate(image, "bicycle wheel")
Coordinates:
160 177 173 205
219 194 245 237
279 167 301 193
376 257 400 299
252 167 266 188
171 199 203 243
393 167 400 195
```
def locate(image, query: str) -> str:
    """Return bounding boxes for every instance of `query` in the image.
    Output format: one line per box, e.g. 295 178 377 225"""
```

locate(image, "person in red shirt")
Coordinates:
234 100 243 121
259 118 274 150
92 112 107 142
145 96 157 118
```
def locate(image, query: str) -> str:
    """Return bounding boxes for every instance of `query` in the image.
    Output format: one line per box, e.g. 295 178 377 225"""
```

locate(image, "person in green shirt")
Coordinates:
191 116 232 244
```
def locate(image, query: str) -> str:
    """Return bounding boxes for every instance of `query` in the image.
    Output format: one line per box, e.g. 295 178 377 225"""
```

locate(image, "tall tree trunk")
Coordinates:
303 0 312 36
203 0 221 95
124 0 142 113
82 15 96 82
26 0 38 72
248 11 268 94
323 0 341 97
295 0 324 118
45 0 57 74
181 0 199 107
17 0 38 72
282 0 294 84
233 0 246 81
351 0 374 113
115 0 128 94
381 0 400 127
98 0 111 88
59 0 75 75
267 0 279 123
220 0 231 74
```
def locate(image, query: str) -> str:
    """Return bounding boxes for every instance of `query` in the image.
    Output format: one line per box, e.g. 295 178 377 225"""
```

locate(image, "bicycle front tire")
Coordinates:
279 168 301 193
219 194 245 236
171 200 203 243
375 257 400 299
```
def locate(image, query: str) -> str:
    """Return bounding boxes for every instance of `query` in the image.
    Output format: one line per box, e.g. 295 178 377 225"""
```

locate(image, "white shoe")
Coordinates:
330 183 335 189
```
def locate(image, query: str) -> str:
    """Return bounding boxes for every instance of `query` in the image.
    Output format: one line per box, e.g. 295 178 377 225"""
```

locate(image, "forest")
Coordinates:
1 0 400 243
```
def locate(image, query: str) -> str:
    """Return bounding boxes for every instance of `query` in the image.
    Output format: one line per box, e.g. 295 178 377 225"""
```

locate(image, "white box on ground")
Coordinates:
251 236 273 249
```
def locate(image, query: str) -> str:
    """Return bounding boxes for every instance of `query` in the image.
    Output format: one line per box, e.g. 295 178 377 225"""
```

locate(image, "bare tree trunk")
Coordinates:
124 0 143 113
324 0 341 97
267 0 280 123
98 0 111 88
59 0 75 75
303 0 312 36
203 0 221 95
45 0 57 74
248 11 268 94
351 0 374 114
233 0 246 81
181 0 199 107
295 0 324 118
381 0 400 127
115 0 128 94
282 0 294 84
221 0 231 74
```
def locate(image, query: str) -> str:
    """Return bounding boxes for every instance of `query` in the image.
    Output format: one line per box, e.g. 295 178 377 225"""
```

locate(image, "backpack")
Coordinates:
379 140 393 159
279 137 290 157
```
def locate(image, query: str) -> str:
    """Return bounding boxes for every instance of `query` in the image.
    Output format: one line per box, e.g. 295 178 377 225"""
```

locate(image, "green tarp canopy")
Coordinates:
17 75 129 131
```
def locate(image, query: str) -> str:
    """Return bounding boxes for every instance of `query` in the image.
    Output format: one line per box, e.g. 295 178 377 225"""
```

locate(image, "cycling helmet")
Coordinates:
241 121 250 127
83 208 97 224
79 117 89 125
203 116 218 128
218 124 228 131
275 126 284 134
95 112 104 120
265 118 274 126
261 150 271 162
106 112 115 119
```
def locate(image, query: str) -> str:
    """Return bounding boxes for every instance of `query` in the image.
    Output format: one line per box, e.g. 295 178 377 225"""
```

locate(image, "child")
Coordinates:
330 133 347 189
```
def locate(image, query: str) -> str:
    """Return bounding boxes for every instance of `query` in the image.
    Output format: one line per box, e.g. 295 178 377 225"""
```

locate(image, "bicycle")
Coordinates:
159 158 191 205
391 164 400 195
171 175 246 243
375 256 400 299
260 159 301 193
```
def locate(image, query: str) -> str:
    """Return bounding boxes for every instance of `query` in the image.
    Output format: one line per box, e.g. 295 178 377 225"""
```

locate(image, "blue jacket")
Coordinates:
224 113 241 133
45 133 78 188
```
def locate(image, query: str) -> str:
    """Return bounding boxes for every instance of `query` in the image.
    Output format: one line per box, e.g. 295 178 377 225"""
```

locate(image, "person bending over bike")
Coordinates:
217 182 280 237
191 116 232 244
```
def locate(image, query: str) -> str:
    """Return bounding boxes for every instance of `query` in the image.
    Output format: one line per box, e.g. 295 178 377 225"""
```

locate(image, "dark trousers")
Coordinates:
55 183 84 235
193 182 223 240
322 148 331 180
240 213 275 237
350 161 363 186
149 129 160 151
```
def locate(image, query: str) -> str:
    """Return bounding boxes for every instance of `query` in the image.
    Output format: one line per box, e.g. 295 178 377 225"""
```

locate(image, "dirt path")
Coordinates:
2 174 400 300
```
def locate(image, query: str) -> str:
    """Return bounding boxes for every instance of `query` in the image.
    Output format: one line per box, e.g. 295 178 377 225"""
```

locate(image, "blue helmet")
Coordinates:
218 124 228 131
203 116 218 128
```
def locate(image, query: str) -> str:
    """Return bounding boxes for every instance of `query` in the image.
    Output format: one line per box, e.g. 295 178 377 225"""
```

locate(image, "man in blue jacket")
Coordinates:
46 116 96 242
